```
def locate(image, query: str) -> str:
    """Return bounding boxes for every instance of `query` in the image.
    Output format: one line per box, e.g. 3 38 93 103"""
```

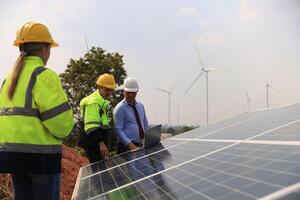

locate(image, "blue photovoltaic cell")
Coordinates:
200 104 300 140
253 120 300 141
174 108 275 139
73 141 231 199
97 143 300 200
72 104 300 200
80 139 184 178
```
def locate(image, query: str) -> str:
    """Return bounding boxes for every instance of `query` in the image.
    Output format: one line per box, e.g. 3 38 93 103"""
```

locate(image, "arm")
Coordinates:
83 103 105 143
33 69 74 139
84 103 108 158
113 106 131 146
142 104 149 130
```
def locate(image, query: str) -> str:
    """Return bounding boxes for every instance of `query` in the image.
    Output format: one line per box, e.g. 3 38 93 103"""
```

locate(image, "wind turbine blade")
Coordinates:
203 67 214 72
154 87 169 94
84 35 89 52
244 90 250 100
170 80 178 93
269 85 279 91
193 40 204 68
184 70 204 95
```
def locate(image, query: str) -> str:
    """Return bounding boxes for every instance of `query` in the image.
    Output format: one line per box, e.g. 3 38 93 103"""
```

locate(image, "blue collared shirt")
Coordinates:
113 99 149 145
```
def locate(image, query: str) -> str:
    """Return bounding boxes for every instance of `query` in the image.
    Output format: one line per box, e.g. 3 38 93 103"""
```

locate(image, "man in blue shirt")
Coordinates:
113 77 149 153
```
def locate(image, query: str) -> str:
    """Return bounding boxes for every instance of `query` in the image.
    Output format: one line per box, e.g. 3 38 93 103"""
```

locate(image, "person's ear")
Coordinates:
40 47 48 56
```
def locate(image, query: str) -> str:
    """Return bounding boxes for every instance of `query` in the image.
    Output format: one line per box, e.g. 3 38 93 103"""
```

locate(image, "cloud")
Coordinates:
238 0 262 23
178 6 198 17
177 5 207 27
194 32 224 45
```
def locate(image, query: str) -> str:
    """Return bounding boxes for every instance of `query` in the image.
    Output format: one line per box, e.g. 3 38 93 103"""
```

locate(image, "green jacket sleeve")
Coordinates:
33 69 75 139
83 103 102 134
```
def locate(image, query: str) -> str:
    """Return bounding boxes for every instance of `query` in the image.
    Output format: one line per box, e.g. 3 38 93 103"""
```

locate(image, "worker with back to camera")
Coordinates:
78 73 115 163
0 22 75 200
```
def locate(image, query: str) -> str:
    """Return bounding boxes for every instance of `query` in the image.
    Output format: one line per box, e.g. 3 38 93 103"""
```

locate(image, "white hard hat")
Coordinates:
122 77 139 92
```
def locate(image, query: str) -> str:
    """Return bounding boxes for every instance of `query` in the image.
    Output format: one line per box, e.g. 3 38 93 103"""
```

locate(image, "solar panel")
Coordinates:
253 121 300 141
176 104 300 140
74 141 232 199
72 104 300 200
173 106 281 139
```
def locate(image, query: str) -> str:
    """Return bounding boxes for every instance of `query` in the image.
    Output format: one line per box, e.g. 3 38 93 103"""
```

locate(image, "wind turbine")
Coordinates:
154 81 177 126
184 40 213 125
244 90 251 112
266 82 277 109
84 35 89 53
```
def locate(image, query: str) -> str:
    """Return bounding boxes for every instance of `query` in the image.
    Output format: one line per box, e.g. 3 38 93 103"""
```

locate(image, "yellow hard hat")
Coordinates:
14 22 58 47
96 73 116 89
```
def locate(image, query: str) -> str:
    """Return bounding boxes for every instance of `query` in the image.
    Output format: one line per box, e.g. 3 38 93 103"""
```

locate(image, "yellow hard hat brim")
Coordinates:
106 85 116 90
13 40 59 47
50 41 59 47
97 83 115 90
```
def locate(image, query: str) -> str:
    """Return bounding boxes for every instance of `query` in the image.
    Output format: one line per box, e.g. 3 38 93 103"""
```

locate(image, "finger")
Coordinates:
104 149 108 159
101 149 106 158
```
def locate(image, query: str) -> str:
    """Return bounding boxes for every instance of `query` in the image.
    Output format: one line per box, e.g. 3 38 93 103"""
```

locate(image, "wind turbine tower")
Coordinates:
245 90 251 112
266 83 277 109
154 81 177 126
185 40 213 125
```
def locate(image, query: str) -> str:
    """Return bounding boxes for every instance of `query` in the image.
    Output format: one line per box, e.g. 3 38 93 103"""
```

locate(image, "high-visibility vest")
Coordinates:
80 90 110 135
0 56 74 174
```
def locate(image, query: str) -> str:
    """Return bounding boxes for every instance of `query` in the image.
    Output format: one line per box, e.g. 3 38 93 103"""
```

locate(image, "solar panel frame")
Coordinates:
72 104 300 200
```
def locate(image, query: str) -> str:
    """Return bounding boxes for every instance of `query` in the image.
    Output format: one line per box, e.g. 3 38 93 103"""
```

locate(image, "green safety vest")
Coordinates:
80 90 110 135
0 56 74 154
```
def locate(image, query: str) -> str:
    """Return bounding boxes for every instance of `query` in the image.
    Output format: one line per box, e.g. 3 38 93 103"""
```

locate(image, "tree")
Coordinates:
60 47 127 151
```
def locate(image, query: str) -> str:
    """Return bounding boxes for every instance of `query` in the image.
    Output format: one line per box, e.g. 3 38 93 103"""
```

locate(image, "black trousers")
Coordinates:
84 145 104 164
83 137 108 164
80 130 108 164
12 173 60 200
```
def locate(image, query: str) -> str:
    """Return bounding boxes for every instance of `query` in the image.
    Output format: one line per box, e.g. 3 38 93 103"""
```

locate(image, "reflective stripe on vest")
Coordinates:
0 107 39 117
85 121 101 125
25 67 47 108
0 66 70 121
0 143 62 154
82 101 110 135
40 102 70 121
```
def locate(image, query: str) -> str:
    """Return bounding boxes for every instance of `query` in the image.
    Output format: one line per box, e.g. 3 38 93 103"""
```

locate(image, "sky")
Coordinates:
0 0 300 126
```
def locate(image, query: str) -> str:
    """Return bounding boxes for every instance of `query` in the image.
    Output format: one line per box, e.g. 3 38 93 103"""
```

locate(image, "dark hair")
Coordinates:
19 42 50 55
7 42 50 100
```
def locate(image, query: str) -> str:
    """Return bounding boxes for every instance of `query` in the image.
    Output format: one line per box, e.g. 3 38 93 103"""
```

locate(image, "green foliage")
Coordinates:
72 146 86 157
60 47 127 149
166 127 175 134
60 47 126 121
181 125 198 133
